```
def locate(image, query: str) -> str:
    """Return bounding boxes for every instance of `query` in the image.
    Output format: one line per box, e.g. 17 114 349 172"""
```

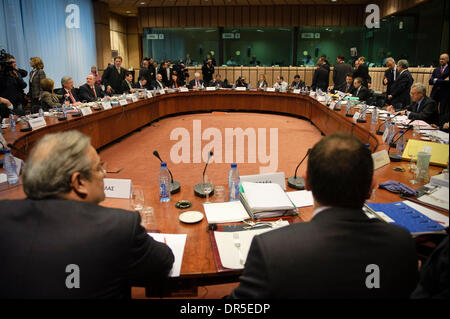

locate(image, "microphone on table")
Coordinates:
194 151 214 198
287 148 312 190
388 120 414 162
375 112 401 135
153 150 180 194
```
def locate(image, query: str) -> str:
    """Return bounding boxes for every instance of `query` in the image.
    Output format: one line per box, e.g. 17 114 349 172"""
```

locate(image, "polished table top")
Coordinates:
0 90 448 286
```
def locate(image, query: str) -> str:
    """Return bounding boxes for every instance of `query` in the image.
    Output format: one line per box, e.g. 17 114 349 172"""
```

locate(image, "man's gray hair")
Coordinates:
23 130 93 200
397 59 409 69
61 76 72 87
411 83 427 96
385 57 395 64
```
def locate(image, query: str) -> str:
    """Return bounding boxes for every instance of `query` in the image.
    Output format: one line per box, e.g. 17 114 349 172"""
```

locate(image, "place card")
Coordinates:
235 87 246 91
80 107 93 116
147 91 153 98
372 150 391 170
159 89 166 95
104 178 132 199
179 87 189 92
102 101 112 110
119 99 128 106
131 95 138 102
206 87 216 91
352 111 361 122
266 88 275 92
293 89 301 94
28 117 47 130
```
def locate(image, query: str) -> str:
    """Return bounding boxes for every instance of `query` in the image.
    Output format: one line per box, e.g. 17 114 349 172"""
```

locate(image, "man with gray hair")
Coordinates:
0 130 174 298
383 57 397 99
55 76 80 105
388 83 438 124
387 59 414 110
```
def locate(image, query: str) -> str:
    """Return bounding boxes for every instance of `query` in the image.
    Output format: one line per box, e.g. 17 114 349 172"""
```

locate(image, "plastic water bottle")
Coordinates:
396 131 405 153
4 149 19 184
159 162 171 202
228 163 240 201
39 106 44 117
389 122 396 145
371 106 378 124
9 114 16 132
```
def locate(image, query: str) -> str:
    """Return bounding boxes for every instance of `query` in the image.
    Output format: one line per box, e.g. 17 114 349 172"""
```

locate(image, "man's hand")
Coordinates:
386 105 395 113
368 82 371 88
383 77 388 85
444 122 449 129
387 95 392 100
327 85 334 91
106 86 112 94
0 97 12 106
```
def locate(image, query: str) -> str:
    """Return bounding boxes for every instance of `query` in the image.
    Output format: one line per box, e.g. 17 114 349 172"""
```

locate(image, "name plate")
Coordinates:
103 101 112 110
206 87 216 91
28 117 47 130
266 87 276 92
104 178 132 199
235 87 246 91
293 89 301 94
240 172 286 190
80 107 93 116
329 101 336 110
352 111 361 123
372 150 391 170
119 99 128 106
179 87 189 93
147 91 153 98
131 95 138 102
159 89 166 95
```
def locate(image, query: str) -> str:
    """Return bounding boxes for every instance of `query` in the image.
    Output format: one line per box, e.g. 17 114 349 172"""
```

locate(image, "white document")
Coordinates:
286 190 314 207
241 182 294 212
404 200 449 227
416 187 449 211
103 178 132 199
203 201 250 224
0 173 6 183
148 233 187 277
240 172 286 190
214 223 289 269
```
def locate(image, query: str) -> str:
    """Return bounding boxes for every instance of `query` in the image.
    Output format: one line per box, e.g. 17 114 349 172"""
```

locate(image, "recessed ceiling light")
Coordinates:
126 10 131 13
140 2 145 4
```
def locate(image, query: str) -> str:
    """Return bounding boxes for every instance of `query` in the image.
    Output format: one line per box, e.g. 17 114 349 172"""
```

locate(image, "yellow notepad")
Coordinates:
402 140 449 167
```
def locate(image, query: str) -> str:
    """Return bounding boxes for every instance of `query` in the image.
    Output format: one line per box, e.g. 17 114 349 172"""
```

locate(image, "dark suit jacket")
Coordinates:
150 80 166 90
158 67 171 86
429 65 449 104
78 83 105 102
312 66 329 92
202 64 215 84
188 79 204 89
101 66 126 94
229 207 418 299
335 82 354 94
353 63 370 87
290 80 305 89
133 81 149 90
54 88 80 102
351 85 371 102
383 68 397 96
121 80 135 94
390 69 414 109
406 96 438 124
333 62 353 87
0 199 174 299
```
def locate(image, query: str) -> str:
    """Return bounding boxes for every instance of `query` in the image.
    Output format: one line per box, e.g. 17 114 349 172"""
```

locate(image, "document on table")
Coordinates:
404 200 449 227
286 190 314 207
416 186 449 211
203 201 249 224
147 233 187 277
214 221 290 269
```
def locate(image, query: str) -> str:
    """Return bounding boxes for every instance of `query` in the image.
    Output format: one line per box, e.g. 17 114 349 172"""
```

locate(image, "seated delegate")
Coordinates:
0 130 174 298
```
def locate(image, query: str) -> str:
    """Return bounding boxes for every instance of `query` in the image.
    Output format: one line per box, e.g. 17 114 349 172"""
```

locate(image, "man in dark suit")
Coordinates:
55 76 80 104
0 130 174 298
290 74 305 90
202 59 215 85
333 55 353 89
151 74 166 91
229 132 418 299
330 73 354 94
311 61 329 92
388 83 438 125
138 59 152 86
133 76 149 90
79 74 105 102
388 59 414 110
353 56 370 87
429 53 449 125
158 61 171 87
383 57 397 100
188 73 204 89
121 72 136 94
350 77 371 102
208 74 224 88
102 56 126 95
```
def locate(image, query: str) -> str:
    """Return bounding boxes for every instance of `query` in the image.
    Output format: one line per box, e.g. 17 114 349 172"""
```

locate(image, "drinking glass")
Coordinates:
140 206 155 229
407 146 418 184
202 175 213 204
415 152 432 184
131 188 145 211
214 186 226 203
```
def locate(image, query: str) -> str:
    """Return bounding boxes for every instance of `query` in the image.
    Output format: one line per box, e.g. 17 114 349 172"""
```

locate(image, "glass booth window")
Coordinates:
143 28 219 66
222 27 294 67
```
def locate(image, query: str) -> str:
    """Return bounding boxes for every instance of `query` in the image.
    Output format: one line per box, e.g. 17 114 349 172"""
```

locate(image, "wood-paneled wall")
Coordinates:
138 5 365 29
378 0 430 18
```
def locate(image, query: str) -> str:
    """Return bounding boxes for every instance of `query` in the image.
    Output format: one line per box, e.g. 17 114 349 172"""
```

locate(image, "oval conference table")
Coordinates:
1 90 447 297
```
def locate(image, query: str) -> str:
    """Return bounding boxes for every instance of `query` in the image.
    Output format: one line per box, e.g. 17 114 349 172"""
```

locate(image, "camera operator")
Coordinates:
0 96 13 119
0 51 28 115
172 60 189 86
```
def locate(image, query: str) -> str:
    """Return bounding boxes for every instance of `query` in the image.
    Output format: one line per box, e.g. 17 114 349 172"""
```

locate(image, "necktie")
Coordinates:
68 90 76 104
417 100 422 112
196 80 199 87
440 66 444 76
393 69 396 81
91 86 97 98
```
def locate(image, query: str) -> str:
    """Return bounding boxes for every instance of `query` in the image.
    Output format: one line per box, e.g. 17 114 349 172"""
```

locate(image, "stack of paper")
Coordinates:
203 201 250 224
241 182 295 212
147 233 187 277
417 187 449 211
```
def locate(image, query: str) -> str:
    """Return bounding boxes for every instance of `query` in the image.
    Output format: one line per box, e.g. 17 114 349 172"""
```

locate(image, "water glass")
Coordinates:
131 188 145 211
415 152 432 183
202 175 213 204
214 186 226 203
140 206 155 229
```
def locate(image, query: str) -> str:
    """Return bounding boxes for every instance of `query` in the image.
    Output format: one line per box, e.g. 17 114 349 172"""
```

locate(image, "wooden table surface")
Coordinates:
1 90 448 293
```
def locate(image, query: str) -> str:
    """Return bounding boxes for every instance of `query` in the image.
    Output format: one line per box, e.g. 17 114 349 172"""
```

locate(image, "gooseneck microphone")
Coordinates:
287 148 312 190
153 150 180 194
376 112 401 135
388 120 414 162
194 151 214 198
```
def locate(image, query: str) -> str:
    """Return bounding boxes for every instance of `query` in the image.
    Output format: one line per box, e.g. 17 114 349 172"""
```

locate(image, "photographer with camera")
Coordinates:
172 60 189 86
0 50 28 115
